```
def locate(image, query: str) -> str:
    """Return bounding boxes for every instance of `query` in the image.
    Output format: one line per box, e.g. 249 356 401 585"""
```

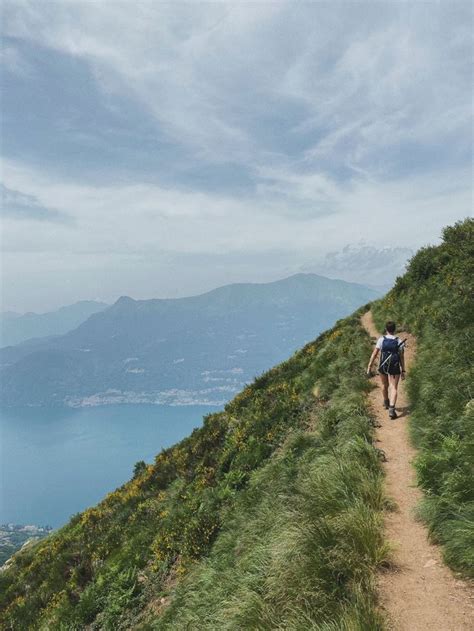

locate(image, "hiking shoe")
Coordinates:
383 399 390 409
388 407 398 419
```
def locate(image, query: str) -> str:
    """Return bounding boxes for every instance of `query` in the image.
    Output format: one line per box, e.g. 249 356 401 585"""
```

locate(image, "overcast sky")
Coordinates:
1 1 472 313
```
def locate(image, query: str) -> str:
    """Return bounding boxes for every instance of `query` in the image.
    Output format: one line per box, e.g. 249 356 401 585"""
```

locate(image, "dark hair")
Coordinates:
385 321 396 334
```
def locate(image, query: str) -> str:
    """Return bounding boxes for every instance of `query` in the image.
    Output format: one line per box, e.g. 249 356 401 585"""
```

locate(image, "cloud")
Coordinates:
3 1 471 178
1 184 73 223
0 1 472 311
0 44 32 77
2 156 469 260
300 244 414 289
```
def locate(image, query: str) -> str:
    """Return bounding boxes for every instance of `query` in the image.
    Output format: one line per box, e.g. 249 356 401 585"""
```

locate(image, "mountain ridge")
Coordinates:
0 300 109 348
0 273 379 408
102 273 378 317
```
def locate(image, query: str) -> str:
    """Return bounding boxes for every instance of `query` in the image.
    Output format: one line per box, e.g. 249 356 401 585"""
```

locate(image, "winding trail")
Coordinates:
361 310 473 631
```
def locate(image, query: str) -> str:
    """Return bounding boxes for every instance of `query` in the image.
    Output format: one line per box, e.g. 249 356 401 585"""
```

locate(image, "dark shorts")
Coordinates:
378 365 402 376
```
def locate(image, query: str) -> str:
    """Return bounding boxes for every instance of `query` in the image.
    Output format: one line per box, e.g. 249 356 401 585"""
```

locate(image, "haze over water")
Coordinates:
0 404 219 528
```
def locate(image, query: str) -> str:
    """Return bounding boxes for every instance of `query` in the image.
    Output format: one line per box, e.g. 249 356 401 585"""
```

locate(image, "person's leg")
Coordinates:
389 374 401 407
379 373 389 407
388 374 401 418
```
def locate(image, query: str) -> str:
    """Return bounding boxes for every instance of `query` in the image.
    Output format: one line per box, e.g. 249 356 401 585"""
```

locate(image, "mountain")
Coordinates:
0 219 471 629
0 300 108 348
0 274 379 407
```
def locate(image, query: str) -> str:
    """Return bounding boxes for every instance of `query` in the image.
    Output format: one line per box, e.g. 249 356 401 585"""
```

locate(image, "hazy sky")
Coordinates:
1 1 472 312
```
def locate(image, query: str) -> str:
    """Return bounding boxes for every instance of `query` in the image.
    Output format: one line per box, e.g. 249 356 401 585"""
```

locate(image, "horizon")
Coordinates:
2 2 471 313
3 269 386 316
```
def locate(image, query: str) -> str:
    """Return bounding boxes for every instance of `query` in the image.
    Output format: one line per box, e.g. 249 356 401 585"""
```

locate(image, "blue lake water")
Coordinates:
0 404 220 528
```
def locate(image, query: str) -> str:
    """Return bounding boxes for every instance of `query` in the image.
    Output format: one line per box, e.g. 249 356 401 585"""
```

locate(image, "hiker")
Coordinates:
366 321 406 419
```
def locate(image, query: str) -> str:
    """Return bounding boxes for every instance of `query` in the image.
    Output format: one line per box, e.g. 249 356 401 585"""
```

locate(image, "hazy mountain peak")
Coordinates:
0 274 379 407
114 296 137 306
0 301 109 348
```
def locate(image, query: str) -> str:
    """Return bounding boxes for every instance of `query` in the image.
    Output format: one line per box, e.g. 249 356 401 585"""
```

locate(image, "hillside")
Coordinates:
362 310 472 628
0 219 472 630
371 218 473 578
0 273 378 407
0 301 108 348
0 526 53 567
0 305 385 628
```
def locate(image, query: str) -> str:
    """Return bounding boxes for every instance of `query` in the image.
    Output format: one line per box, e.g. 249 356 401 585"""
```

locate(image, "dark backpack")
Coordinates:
379 336 401 374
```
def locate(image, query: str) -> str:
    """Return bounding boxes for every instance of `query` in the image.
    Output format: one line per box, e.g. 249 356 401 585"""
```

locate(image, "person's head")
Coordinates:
385 321 396 334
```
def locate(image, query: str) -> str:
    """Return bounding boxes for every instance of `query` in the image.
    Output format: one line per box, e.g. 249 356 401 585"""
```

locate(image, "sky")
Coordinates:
1 1 472 313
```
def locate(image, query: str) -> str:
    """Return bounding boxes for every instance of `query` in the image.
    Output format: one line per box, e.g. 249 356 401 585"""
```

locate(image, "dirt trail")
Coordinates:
361 310 473 631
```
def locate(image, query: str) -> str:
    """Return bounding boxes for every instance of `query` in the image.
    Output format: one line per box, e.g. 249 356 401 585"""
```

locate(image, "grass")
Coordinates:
0 311 389 630
372 218 474 578
3 218 470 628
140 317 388 630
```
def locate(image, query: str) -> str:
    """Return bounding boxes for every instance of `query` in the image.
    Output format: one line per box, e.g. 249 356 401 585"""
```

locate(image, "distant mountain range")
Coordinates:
0 274 379 407
0 301 108 347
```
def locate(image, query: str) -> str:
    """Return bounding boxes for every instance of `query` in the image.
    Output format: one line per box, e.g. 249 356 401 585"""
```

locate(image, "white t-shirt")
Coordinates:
376 334 402 350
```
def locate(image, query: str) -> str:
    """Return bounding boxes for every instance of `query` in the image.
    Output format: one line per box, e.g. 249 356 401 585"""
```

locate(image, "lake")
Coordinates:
0 404 221 528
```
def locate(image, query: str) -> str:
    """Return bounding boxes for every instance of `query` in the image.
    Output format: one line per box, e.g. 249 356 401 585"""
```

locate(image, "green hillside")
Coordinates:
372 218 473 577
0 311 387 629
1 219 472 630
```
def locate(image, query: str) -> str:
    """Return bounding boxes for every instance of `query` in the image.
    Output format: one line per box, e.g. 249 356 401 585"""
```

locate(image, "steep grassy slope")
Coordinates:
1 219 471 629
0 310 388 630
152 364 387 630
372 218 473 577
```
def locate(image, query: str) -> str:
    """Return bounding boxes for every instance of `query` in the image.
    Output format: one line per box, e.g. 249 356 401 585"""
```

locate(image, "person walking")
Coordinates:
366 320 406 419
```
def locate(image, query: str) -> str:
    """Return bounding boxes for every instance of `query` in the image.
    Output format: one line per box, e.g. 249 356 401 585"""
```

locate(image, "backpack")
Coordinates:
379 336 401 375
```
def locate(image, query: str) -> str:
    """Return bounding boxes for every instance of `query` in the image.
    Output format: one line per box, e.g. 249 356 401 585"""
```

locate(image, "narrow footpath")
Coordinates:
361 310 473 631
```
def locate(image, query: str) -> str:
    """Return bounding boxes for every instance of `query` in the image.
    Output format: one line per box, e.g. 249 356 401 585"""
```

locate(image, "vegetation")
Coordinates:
0 310 388 629
1 218 471 628
0 525 53 567
372 218 473 577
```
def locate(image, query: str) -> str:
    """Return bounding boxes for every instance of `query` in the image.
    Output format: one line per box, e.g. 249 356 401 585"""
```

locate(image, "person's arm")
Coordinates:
367 347 380 375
